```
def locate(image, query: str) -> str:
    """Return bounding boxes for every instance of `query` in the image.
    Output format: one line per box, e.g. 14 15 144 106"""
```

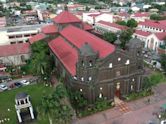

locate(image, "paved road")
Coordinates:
74 83 166 124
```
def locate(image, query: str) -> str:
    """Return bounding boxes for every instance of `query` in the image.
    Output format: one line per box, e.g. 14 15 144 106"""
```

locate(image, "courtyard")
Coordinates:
0 83 54 124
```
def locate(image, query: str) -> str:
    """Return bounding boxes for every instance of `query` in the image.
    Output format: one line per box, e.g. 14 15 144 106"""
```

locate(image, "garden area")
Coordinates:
125 72 166 101
0 83 54 124
68 89 113 118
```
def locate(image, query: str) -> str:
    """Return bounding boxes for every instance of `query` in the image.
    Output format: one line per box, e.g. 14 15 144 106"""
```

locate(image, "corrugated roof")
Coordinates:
60 25 115 58
49 36 78 76
29 33 46 44
53 11 81 24
0 43 30 57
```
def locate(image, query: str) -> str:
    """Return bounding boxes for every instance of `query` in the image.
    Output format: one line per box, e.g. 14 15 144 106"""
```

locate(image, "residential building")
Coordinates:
0 24 43 46
0 43 30 65
133 30 166 53
137 20 166 33
95 21 128 34
130 12 150 22
30 10 144 102
83 12 113 25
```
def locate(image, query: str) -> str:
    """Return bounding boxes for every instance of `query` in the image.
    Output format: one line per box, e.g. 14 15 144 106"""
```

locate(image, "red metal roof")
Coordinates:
53 11 81 24
49 36 78 76
88 13 101 17
41 24 58 34
29 33 46 44
60 25 115 58
159 20 166 26
155 32 166 40
133 12 149 17
138 20 166 30
117 12 130 17
0 43 30 57
134 30 151 37
97 20 128 30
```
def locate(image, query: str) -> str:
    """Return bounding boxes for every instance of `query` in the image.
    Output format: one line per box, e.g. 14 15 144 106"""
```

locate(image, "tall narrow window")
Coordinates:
109 63 112 68
89 60 92 67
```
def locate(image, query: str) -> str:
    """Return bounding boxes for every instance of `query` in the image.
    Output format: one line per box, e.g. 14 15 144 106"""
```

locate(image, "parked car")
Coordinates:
161 120 166 124
14 82 22 88
0 84 8 91
20 80 30 85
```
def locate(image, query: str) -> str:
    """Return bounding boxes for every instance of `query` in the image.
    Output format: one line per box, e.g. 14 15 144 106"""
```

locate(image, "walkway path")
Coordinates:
73 83 166 124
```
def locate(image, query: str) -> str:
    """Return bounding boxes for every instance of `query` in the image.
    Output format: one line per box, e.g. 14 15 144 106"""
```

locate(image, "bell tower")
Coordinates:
76 42 98 83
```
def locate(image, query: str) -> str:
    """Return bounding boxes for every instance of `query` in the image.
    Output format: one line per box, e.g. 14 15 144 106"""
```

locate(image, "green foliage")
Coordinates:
41 83 73 124
119 29 133 49
150 14 166 20
79 98 113 117
0 84 54 124
75 0 95 4
116 21 127 26
21 40 54 77
103 32 117 44
127 19 138 28
126 89 153 101
142 72 166 91
161 54 166 72
68 89 88 111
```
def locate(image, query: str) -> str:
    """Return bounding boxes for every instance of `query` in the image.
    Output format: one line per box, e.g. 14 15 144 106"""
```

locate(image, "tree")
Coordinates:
68 88 88 113
41 83 73 124
22 40 54 78
119 29 133 49
160 54 166 72
103 32 117 44
116 21 127 26
150 14 166 20
127 19 138 28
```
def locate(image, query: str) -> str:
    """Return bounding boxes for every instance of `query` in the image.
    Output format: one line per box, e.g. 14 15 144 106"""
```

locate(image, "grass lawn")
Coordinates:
0 83 54 124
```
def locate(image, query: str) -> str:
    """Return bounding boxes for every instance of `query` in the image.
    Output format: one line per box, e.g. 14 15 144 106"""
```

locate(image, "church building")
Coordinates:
29 10 144 102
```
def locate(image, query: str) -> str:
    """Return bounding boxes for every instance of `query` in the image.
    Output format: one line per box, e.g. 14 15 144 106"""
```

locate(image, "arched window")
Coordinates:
89 60 92 67
81 61 84 66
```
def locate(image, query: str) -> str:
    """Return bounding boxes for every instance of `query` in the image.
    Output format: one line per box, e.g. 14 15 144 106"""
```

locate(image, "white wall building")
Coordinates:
133 30 166 52
0 43 30 65
95 20 128 34
130 12 150 22
0 24 44 46
137 20 166 33
83 12 113 25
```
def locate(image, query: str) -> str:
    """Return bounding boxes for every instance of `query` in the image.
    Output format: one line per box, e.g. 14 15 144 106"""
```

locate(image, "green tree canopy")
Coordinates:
150 14 166 20
119 29 133 49
103 32 117 44
127 19 138 28
22 40 54 78
116 21 127 26
41 83 73 124
160 54 166 72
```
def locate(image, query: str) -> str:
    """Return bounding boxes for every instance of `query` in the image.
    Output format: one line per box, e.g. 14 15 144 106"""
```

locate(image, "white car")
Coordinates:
20 80 30 85
161 120 166 124
0 84 8 91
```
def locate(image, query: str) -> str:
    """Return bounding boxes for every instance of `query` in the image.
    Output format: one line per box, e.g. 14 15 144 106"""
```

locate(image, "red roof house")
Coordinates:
0 43 30 57
134 30 151 37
